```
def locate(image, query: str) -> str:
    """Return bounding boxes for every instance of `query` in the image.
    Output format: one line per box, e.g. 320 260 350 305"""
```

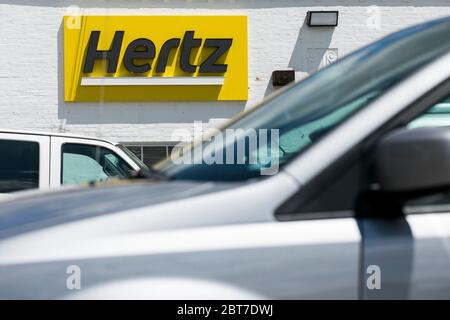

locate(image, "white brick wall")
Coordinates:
0 0 450 143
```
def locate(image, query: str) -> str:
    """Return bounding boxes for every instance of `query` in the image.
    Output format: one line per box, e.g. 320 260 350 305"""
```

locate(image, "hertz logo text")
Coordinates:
64 16 247 102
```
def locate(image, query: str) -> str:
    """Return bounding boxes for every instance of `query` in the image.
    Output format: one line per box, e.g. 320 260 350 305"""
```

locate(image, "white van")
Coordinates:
0 129 146 195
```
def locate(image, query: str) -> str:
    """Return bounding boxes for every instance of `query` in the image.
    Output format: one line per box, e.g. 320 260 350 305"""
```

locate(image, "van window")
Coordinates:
61 143 133 185
0 139 40 193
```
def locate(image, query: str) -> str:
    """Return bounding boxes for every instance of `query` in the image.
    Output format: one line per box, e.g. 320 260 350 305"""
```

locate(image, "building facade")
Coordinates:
1 0 450 166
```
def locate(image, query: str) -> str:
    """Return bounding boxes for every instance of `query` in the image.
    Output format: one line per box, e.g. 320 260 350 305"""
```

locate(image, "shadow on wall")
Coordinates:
264 17 335 97
56 21 246 125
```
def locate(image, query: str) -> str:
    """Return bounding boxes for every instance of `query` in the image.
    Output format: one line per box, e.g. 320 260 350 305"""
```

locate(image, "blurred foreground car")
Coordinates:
0 129 146 197
2 18 450 299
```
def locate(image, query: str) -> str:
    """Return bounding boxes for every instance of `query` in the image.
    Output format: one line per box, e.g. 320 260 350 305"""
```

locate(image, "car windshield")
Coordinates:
157 17 450 182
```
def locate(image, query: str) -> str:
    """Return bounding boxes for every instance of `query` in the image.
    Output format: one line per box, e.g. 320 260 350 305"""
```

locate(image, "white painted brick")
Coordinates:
0 0 449 143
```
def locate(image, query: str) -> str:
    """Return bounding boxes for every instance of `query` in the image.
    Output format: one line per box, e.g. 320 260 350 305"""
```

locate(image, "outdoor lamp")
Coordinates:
307 11 339 27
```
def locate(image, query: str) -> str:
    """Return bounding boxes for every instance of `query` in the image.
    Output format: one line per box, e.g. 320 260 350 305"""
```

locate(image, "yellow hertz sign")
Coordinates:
64 16 248 102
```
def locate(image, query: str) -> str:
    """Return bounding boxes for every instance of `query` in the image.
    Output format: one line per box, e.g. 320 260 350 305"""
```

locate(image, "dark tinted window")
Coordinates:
125 145 173 168
0 139 39 193
143 146 167 167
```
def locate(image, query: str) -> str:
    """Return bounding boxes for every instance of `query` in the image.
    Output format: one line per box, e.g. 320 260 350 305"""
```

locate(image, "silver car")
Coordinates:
2 17 450 299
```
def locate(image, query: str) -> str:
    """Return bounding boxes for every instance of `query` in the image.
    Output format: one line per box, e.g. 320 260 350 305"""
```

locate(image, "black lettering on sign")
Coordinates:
82 31 232 75
83 31 124 73
123 38 156 73
179 31 202 73
156 38 181 73
199 38 233 73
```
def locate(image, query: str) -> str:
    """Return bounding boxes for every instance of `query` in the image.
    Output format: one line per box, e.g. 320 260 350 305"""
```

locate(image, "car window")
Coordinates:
408 97 450 129
157 18 450 182
0 139 39 193
61 143 133 185
277 93 450 217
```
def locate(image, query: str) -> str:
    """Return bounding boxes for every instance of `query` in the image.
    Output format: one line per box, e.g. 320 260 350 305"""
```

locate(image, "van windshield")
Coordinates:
157 17 450 182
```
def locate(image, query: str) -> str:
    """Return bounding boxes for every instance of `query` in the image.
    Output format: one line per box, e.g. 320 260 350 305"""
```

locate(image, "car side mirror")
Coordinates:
357 127 450 217
377 127 450 192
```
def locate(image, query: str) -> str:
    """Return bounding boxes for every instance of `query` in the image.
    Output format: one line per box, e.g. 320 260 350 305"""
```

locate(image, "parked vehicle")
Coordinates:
2 17 450 299
0 130 146 196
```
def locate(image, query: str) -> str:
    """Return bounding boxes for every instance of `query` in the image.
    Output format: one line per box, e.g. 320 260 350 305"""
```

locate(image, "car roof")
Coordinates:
0 128 117 145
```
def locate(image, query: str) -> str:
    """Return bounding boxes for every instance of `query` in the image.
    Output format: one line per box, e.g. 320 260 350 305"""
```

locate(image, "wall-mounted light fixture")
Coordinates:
307 11 339 27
